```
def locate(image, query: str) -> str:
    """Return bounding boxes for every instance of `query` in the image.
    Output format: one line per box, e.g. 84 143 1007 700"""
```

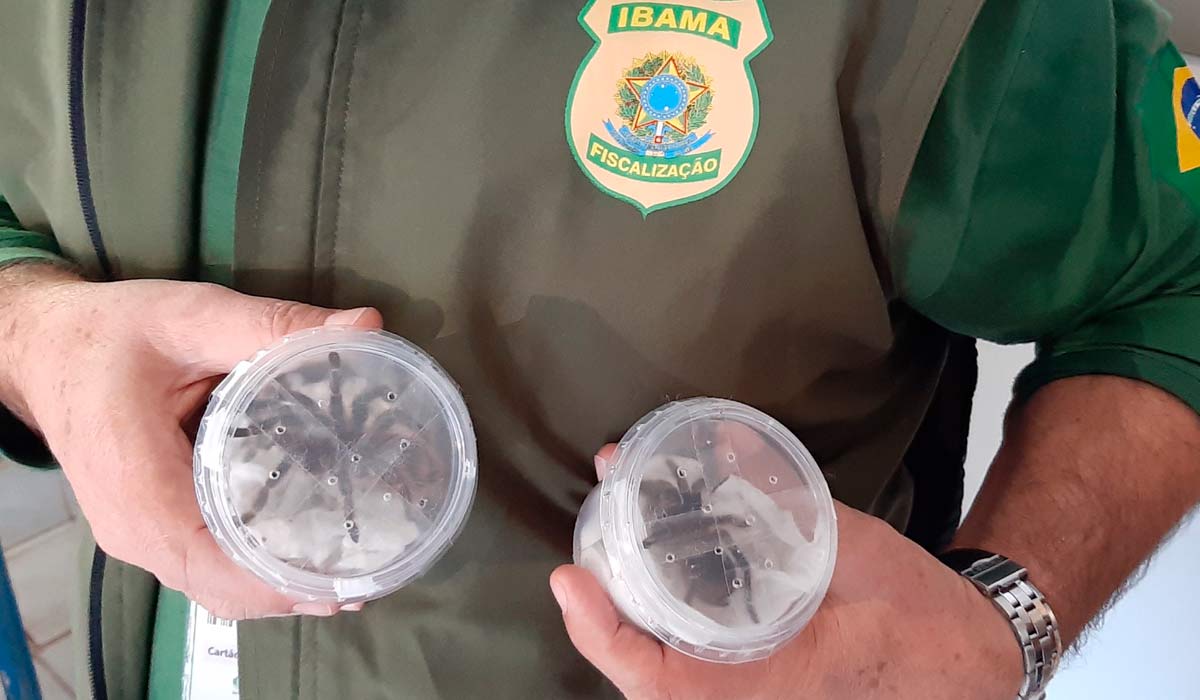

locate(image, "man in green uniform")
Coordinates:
1 0 1199 697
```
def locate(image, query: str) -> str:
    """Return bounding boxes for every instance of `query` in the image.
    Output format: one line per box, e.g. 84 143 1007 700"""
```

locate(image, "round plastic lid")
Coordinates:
575 398 837 663
194 327 477 603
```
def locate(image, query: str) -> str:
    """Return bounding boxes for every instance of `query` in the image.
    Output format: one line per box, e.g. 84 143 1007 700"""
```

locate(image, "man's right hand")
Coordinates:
0 264 383 619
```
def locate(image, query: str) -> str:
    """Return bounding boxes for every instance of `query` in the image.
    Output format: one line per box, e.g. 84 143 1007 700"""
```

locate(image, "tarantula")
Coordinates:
229 351 438 551
639 457 760 624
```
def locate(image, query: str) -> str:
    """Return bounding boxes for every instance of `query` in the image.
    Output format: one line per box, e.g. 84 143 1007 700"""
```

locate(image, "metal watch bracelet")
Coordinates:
938 549 1063 700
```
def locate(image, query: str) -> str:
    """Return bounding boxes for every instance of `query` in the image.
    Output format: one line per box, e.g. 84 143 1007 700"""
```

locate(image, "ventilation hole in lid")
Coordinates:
418 498 428 508
665 553 676 563
399 439 411 450
705 439 713 446
317 399 326 408
714 546 724 555
343 520 354 530
702 504 713 514
275 426 286 435
268 470 281 480
676 467 687 478
350 454 362 463
327 476 339 486
768 475 779 485
386 391 398 401
764 559 774 569
732 577 744 589
383 493 393 502
745 515 756 526
726 453 736 462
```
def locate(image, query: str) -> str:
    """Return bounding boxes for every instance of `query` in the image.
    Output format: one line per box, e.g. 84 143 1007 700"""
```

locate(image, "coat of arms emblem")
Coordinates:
566 1 773 214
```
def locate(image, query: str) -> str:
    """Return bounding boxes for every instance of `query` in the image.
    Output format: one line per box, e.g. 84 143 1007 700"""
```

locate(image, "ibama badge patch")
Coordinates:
1175 66 1200 173
566 1 773 215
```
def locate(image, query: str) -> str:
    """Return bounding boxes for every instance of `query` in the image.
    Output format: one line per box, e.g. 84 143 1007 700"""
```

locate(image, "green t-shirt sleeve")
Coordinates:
0 194 62 468
894 0 1200 414
0 195 65 269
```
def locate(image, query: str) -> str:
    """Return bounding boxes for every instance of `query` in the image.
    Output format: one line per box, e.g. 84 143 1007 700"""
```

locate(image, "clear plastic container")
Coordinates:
573 398 837 663
194 327 477 604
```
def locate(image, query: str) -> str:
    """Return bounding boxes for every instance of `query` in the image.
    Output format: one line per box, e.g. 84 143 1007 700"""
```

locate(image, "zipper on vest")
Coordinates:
85 546 108 700
69 0 114 280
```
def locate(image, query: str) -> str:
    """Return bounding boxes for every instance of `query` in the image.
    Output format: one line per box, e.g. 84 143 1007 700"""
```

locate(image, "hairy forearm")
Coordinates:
0 261 85 421
953 375 1200 645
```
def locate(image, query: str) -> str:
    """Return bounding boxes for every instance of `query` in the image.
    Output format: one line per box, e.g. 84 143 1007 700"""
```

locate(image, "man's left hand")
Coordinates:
551 448 1024 700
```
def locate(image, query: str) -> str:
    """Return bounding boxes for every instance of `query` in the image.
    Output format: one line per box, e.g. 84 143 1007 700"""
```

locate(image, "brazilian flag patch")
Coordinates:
1175 67 1200 173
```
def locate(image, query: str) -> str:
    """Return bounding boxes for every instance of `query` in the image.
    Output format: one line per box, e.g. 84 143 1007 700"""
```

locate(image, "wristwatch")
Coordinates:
938 548 1063 700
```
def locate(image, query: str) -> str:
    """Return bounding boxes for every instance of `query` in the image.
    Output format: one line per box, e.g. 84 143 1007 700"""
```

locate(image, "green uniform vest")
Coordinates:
14 1 983 697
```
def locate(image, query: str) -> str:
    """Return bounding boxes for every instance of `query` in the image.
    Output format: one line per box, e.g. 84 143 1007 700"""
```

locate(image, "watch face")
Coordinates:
970 558 1025 590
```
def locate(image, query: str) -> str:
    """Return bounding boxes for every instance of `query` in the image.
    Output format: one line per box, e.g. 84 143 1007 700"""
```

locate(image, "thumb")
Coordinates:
593 443 619 481
551 565 665 698
170 286 384 373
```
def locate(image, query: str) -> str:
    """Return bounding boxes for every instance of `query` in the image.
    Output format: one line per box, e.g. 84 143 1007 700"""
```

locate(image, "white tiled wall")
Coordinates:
0 462 76 547
1161 0 1200 55
1 460 79 700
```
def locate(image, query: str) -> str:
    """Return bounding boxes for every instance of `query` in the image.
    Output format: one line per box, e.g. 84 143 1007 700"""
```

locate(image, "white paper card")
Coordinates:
182 601 240 699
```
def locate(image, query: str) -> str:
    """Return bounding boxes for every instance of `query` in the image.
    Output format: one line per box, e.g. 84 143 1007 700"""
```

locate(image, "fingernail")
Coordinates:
292 602 337 616
550 579 569 612
340 602 365 612
594 455 608 473
326 308 370 326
